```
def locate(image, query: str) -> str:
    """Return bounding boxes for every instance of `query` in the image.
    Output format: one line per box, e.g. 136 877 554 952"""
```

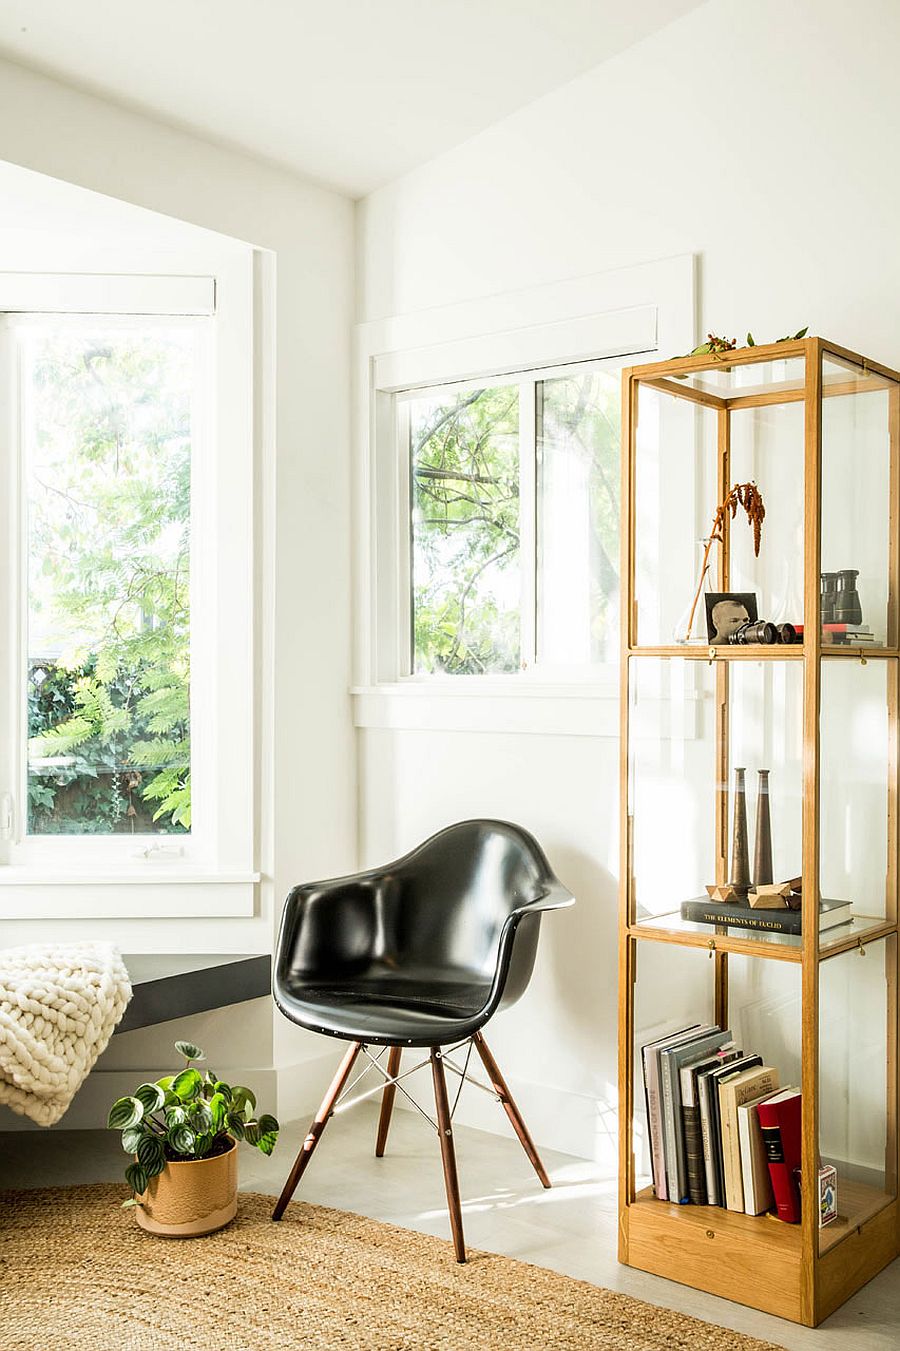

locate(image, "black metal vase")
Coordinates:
730 767 751 899
753 769 773 887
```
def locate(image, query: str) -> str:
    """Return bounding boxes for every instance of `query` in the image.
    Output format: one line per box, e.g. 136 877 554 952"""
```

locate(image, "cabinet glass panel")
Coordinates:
818 935 896 1255
630 657 803 947
632 355 808 649
632 945 801 1203
632 383 717 647
820 658 894 945
821 352 897 650
670 355 806 402
729 401 805 632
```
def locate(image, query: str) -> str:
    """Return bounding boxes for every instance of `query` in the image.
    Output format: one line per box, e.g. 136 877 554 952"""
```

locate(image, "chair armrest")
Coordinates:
275 872 391 987
509 878 575 916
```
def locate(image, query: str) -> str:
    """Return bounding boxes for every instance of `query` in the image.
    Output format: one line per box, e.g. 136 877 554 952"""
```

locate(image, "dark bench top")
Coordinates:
116 954 271 1035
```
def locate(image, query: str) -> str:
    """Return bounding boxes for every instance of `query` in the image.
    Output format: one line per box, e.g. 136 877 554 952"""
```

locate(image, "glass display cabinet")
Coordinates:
618 338 900 1326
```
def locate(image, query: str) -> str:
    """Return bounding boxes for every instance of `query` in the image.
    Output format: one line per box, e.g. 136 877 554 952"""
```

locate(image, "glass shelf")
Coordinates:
631 909 895 961
627 645 899 662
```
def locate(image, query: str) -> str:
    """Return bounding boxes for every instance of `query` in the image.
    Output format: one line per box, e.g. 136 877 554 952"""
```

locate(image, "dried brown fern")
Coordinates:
683 482 766 642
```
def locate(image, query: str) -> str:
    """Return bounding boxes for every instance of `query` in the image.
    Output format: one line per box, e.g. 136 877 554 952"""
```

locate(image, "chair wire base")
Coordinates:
271 1031 551 1262
333 1038 486 1131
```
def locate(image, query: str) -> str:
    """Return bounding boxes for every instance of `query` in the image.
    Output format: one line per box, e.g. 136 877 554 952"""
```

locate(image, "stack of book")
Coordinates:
795 622 877 646
680 895 852 935
642 1023 802 1221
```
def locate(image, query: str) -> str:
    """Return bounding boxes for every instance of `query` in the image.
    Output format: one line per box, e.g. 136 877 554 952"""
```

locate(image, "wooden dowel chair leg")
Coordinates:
431 1047 466 1263
473 1031 551 1189
375 1045 402 1158
272 1041 362 1220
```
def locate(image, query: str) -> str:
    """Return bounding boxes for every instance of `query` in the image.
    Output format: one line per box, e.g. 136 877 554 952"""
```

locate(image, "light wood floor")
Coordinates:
2 1105 898 1350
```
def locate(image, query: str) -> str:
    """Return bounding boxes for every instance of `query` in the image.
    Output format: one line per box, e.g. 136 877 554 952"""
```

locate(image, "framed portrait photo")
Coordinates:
705 592 758 645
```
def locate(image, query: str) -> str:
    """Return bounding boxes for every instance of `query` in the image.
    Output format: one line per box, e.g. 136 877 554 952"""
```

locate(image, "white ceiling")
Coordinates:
0 0 703 198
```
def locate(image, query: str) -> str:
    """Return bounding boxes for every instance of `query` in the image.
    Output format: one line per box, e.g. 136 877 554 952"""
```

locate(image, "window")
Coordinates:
0 266 256 902
23 321 200 838
406 362 621 676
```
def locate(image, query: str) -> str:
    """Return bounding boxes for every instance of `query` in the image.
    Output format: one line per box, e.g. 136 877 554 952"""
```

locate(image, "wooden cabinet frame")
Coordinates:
618 337 900 1326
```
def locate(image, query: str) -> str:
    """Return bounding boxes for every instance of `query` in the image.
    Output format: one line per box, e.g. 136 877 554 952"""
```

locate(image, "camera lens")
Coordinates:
728 620 778 645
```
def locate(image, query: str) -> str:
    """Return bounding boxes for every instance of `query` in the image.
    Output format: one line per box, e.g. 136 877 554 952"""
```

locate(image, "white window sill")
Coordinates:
0 869 261 919
0 868 261 887
351 678 620 737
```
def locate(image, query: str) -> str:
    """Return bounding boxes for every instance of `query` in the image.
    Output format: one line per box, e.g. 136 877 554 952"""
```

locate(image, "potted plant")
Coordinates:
107 1039 279 1237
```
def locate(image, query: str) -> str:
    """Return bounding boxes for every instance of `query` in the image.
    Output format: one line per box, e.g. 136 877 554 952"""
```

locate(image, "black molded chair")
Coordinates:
271 819 574 1260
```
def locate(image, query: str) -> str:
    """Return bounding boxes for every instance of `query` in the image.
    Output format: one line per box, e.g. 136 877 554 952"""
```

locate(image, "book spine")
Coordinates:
680 900 801 934
760 1124 801 1223
659 1051 684 1202
698 1074 720 1206
682 1105 707 1205
643 1049 667 1201
737 1108 758 1214
709 1078 726 1204
739 1106 774 1215
720 1087 744 1212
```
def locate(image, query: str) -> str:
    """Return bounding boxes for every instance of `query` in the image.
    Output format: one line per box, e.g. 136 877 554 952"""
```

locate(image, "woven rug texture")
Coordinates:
0 1185 786 1351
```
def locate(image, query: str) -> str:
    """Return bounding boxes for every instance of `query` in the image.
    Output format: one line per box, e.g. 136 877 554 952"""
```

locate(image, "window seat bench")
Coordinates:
115 953 271 1034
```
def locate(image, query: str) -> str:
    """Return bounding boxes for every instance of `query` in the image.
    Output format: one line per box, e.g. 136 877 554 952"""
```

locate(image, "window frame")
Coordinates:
400 356 630 682
354 255 696 725
0 263 258 916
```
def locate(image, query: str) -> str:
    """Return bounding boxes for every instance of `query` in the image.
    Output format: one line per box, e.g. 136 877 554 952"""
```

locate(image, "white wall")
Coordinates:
0 55 356 1125
355 0 900 1166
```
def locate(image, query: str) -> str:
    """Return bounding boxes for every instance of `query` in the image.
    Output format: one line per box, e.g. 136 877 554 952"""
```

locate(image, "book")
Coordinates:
680 896 851 934
680 1047 740 1204
757 1088 802 1223
640 1025 702 1200
795 623 874 635
718 1065 780 1212
738 1088 780 1215
698 1053 761 1206
659 1028 730 1204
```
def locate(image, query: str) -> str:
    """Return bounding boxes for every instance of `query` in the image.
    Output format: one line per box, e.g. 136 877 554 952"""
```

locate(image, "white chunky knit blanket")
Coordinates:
0 943 132 1126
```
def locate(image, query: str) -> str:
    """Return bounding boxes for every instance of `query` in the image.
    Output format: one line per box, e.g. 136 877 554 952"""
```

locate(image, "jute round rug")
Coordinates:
0 1186 786 1351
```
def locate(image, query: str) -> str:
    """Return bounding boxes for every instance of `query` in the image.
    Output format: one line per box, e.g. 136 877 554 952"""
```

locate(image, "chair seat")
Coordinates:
275 964 491 1046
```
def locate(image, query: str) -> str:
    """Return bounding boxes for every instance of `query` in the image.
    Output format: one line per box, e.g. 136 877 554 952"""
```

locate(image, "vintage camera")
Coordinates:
728 619 779 645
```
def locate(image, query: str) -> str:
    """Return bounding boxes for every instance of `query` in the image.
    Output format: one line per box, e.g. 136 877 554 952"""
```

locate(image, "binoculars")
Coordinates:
728 620 797 645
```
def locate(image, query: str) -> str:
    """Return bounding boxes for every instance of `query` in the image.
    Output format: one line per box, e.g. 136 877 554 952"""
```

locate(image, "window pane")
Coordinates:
537 368 620 664
410 385 520 674
24 324 197 835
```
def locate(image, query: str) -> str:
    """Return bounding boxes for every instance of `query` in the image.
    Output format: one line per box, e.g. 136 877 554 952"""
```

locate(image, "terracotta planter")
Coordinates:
136 1137 238 1237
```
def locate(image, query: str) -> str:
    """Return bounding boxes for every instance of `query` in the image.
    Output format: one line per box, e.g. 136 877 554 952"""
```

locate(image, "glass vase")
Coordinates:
673 539 717 645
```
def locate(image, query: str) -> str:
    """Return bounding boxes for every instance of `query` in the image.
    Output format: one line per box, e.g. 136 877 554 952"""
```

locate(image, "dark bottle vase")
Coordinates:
834 568 863 625
730 767 751 898
753 769 773 886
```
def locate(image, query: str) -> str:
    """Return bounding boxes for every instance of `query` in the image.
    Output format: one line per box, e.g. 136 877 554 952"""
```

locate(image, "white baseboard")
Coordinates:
278 1048 617 1169
436 1071 617 1170
275 1050 350 1123
0 1048 616 1176
0 1066 279 1133
0 1050 349 1134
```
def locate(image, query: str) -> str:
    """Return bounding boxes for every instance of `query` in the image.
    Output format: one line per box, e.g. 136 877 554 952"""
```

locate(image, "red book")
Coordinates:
756 1088 802 1223
794 624 871 634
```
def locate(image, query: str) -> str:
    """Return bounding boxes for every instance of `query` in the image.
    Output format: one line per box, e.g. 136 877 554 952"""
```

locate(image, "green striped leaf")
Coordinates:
136 1134 167 1178
107 1097 143 1131
125 1162 148 1197
134 1083 165 1114
172 1068 202 1102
